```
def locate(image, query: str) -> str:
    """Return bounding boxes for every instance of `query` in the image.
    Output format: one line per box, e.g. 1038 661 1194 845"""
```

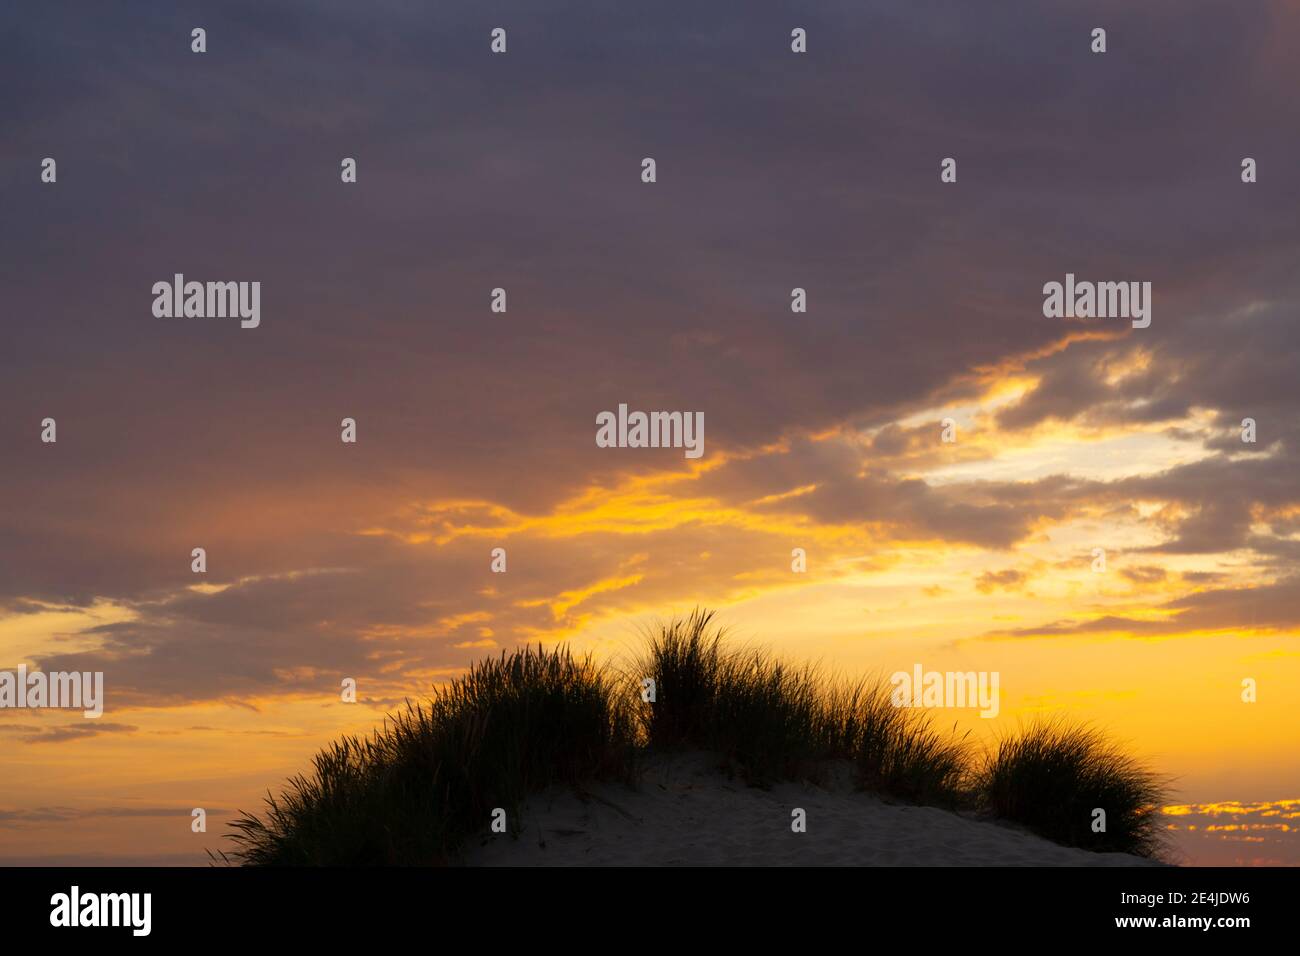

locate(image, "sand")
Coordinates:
462 752 1163 867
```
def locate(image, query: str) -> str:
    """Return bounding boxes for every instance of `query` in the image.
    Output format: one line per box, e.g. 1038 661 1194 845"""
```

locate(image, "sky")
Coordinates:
1 0 1298 866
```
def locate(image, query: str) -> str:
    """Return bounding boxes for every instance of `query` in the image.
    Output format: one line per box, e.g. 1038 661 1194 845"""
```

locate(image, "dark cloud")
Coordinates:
0 0 1297 700
1120 565 1168 585
0 806 228 825
975 569 1028 593
985 575 1300 639
11 722 140 744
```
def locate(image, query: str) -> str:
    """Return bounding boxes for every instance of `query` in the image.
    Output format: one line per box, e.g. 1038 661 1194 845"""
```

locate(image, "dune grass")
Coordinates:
637 609 971 804
221 610 1168 864
220 644 637 865
977 719 1170 858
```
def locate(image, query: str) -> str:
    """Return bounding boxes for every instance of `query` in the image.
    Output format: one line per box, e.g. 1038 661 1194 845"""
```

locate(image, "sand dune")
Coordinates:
464 752 1163 867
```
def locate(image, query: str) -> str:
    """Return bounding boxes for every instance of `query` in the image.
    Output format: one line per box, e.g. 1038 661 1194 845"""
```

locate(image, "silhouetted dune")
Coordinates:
219 610 1170 866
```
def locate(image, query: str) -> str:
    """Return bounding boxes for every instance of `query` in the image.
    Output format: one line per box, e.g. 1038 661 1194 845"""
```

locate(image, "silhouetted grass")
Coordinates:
636 609 970 802
834 684 973 806
222 610 1168 864
977 719 1169 858
221 644 637 865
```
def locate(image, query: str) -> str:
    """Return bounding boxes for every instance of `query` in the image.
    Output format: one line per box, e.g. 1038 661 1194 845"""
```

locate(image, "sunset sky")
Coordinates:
2 0 1298 866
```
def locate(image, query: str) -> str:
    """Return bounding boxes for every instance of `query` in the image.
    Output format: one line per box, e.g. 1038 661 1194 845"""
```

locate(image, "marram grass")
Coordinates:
221 644 637 865
977 718 1171 857
220 610 1169 865
636 609 971 803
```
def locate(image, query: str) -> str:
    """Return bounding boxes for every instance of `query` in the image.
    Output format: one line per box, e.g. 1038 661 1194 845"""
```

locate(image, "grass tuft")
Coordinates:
222 644 636 865
977 718 1169 857
636 609 970 801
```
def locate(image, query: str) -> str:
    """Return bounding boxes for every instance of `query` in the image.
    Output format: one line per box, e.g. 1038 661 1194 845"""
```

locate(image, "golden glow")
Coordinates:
3 333 1296 867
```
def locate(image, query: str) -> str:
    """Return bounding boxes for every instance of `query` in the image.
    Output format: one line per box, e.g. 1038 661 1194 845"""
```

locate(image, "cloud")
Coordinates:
1120 566 1168 585
982 576 1300 639
0 0 1296 715
0 806 229 826
975 569 1029 593
7 722 140 745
